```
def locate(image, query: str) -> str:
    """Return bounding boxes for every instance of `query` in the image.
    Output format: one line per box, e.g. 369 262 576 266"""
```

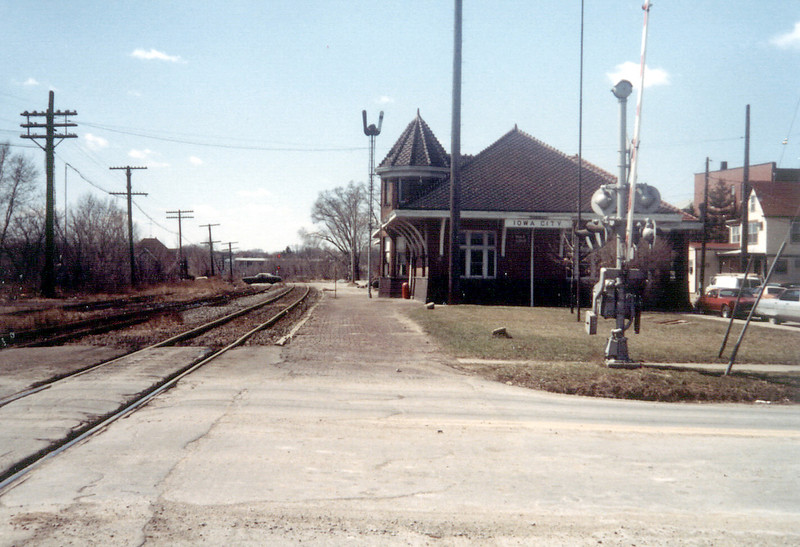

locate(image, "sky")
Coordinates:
2 1 800 253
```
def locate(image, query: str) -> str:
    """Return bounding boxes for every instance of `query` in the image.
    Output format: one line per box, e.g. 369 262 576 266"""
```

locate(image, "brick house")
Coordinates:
377 113 698 307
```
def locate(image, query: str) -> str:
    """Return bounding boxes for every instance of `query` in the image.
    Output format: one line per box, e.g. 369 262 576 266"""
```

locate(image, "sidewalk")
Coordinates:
304 283 800 376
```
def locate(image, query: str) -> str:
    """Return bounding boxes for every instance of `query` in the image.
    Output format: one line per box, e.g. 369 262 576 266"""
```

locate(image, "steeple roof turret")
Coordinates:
378 110 449 171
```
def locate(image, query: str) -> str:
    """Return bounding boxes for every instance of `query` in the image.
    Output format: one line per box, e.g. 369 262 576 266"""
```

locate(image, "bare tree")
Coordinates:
0 143 40 257
66 194 129 291
2 208 45 286
306 181 369 282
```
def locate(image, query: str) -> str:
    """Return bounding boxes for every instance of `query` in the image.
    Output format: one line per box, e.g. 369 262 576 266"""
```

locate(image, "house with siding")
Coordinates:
690 162 800 291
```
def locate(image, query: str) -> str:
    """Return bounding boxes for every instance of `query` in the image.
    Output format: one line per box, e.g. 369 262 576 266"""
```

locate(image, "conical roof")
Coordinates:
379 111 450 170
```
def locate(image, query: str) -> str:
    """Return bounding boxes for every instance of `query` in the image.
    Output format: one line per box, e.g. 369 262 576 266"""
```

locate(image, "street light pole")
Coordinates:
362 110 383 298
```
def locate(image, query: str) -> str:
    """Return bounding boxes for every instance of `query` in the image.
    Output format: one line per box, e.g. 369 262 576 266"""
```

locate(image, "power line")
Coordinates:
80 121 367 152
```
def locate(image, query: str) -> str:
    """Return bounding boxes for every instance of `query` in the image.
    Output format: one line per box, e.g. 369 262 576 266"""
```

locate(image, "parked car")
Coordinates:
695 287 757 318
757 284 787 299
755 287 800 325
242 272 282 284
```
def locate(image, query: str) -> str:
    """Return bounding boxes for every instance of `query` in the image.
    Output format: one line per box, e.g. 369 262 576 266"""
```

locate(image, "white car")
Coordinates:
755 288 800 325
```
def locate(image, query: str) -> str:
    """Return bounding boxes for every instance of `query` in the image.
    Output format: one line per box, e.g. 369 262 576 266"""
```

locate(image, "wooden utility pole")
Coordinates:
223 242 238 282
20 91 77 298
110 166 148 286
699 157 710 295
167 209 194 278
200 223 220 276
448 0 463 305
741 105 751 270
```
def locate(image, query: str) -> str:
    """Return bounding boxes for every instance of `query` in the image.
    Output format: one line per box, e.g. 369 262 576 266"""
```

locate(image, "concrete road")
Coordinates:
1 285 799 545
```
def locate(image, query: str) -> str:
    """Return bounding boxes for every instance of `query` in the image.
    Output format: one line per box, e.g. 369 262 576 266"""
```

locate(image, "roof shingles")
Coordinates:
406 127 616 213
379 112 449 170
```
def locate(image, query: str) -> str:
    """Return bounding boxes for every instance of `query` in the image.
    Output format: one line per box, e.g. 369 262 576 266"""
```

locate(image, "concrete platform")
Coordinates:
0 346 209 480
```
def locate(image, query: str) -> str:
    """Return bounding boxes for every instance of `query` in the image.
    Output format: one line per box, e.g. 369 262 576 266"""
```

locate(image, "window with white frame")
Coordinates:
459 230 496 279
730 225 740 244
748 221 760 245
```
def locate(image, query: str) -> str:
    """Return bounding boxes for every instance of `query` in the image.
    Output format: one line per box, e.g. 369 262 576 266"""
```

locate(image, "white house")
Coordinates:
728 181 800 284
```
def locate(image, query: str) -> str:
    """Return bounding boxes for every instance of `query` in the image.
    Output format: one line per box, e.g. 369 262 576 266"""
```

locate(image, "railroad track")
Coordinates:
0 284 313 492
0 287 266 348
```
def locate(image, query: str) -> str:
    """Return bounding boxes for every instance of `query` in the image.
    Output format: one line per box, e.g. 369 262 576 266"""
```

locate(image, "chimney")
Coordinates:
720 161 728 171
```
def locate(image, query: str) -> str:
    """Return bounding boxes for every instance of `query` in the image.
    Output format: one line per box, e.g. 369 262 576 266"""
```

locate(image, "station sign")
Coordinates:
504 217 571 229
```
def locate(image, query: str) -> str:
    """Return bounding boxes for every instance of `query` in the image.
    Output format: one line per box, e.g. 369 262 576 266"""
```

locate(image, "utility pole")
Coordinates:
200 223 220 276
110 166 148 286
362 110 383 298
448 0 463 305
223 242 238 282
699 157 710 295
741 104 751 271
20 91 77 298
167 209 194 278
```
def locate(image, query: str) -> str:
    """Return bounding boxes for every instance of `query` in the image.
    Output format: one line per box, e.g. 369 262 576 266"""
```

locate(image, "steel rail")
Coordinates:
0 286 294 408
0 288 266 348
0 285 311 493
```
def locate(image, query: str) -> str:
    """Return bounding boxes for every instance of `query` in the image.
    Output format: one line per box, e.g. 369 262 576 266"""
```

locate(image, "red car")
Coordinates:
696 288 757 318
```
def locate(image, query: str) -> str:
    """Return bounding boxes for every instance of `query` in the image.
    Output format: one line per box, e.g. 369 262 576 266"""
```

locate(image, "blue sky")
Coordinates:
2 1 799 252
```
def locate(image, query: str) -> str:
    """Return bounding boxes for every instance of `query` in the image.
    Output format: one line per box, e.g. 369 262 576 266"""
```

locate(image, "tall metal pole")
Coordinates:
613 81 632 269
110 166 147 287
574 0 585 320
448 0 463 305
363 110 383 298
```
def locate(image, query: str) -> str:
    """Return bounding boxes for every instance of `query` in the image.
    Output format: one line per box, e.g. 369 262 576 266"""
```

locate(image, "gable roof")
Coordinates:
405 126 616 213
751 181 800 217
379 111 449 170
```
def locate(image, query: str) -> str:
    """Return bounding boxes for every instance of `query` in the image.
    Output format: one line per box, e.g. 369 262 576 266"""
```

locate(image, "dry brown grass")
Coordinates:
0 279 250 333
408 305 800 404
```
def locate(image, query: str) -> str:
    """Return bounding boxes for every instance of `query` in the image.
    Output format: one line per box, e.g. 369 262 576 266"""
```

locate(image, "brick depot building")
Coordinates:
376 112 698 307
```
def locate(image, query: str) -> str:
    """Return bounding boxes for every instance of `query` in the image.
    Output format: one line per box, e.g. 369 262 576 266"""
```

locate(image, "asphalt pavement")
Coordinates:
0 283 798 545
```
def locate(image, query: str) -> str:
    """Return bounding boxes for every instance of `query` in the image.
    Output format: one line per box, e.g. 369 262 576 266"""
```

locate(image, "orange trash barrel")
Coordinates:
401 282 410 299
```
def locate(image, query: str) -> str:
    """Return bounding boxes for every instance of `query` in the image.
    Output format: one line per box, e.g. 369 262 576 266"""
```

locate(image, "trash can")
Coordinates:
401 282 410 299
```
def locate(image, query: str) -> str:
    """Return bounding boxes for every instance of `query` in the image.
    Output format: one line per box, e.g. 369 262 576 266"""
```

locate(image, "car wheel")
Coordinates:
721 305 731 318
769 316 782 325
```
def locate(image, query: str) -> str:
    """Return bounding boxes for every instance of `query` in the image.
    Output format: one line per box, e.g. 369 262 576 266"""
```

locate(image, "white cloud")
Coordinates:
189 156 204 166
84 133 109 150
128 90 142 97
128 148 153 160
377 95 394 104
771 22 800 49
23 77 39 86
607 61 670 89
131 48 184 63
128 148 169 168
